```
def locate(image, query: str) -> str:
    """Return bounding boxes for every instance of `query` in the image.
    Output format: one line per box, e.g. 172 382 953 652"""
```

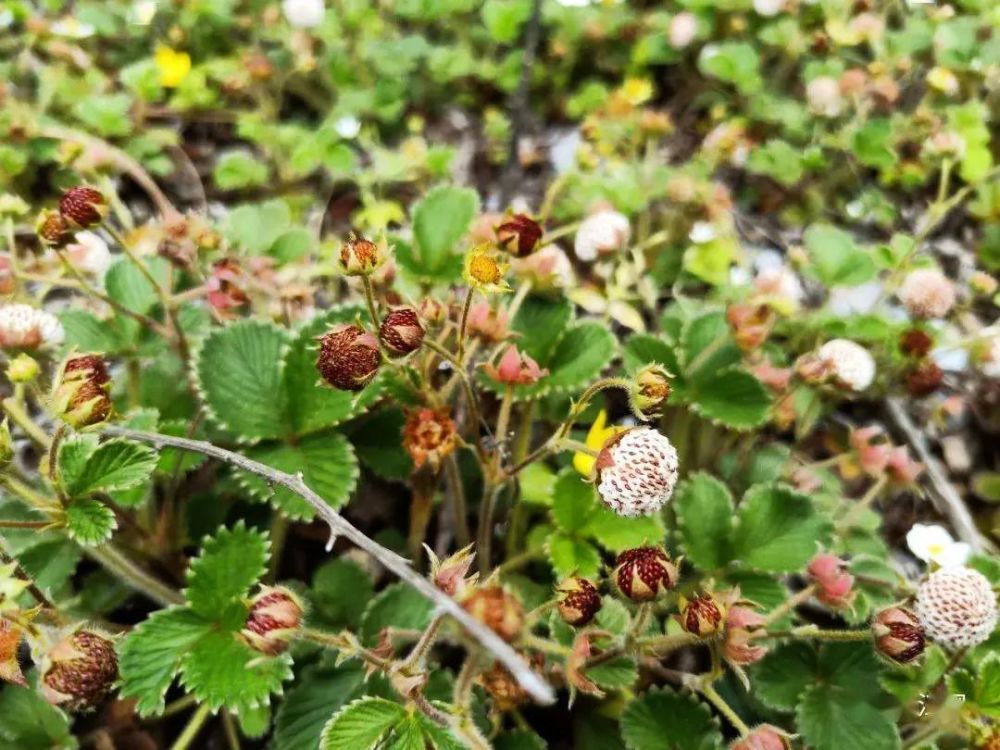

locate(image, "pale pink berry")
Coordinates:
817 339 876 392
898 268 956 320
915 567 998 650
595 427 679 517
669 11 698 48
574 209 630 262
730 725 789 750
0 304 65 350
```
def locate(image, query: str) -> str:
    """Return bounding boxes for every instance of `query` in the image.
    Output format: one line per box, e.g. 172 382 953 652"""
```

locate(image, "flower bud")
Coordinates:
483 345 548 386
241 586 304 655
41 628 118 711
52 353 113 428
730 725 790 750
613 546 678 602
58 186 108 229
462 586 524 643
315 323 380 391
337 234 387 276
872 607 925 664
6 353 39 383
495 213 543 258
723 604 768 666
36 210 74 247
807 554 855 609
556 578 602 627
379 307 424 357
425 544 478 598
677 593 725 637
628 364 673 420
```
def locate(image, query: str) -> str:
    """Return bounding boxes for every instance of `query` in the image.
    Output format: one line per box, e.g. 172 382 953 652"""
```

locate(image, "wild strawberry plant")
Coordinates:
0 1 999 749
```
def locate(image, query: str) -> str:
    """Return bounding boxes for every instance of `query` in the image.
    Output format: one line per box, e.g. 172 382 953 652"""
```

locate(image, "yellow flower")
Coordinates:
573 410 627 477
621 77 653 106
155 46 191 88
463 247 511 295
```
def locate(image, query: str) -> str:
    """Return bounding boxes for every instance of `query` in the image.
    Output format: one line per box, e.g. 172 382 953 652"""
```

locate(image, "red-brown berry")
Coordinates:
556 578 602 627
315 323 380 391
36 210 74 247
899 328 933 358
495 213 543 258
677 593 725 637
41 628 118 711
479 660 528 711
379 307 424 357
462 587 524 643
906 361 944 398
58 187 107 229
241 586 304 655
613 546 678 602
872 607 925 664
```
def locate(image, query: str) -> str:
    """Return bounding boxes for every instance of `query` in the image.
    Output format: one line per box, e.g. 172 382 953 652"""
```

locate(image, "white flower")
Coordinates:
806 76 844 118
688 221 716 244
753 0 785 16
65 231 112 280
754 266 804 309
669 12 698 49
557 0 594 6
596 427 679 517
334 116 361 139
574 210 631 262
131 1 158 25
0 304 64 350
817 339 876 391
282 0 325 29
898 268 956 320
906 524 971 569
50 17 96 39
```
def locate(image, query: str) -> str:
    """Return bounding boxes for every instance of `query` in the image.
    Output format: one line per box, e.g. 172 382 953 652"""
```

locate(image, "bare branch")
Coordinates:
102 425 556 705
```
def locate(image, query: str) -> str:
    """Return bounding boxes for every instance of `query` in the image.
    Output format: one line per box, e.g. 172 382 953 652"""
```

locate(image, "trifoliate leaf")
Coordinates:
621 333 681 378
687 367 773 430
0 680 74 749
581 504 665 554
195 320 290 442
274 664 366 750
513 323 617 401
238 432 359 520
732 483 831 573
282 307 382 436
179 629 292 713
674 473 735 572
796 684 901 750
546 531 601 579
971 652 1000 718
64 498 117 545
680 311 741 379
803 223 876 288
60 438 158 498
589 656 638 691
319 697 406 750
551 469 595 533
511 295 573 363
360 584 435 646
185 523 270 619
752 642 820 711
56 434 100 492
117 606 212 717
310 558 375 630
620 687 723 750
342 408 412 481
411 184 480 276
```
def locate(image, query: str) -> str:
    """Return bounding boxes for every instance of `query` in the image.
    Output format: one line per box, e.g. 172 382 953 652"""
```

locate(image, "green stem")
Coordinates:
636 632 700 653
520 633 570 657
775 624 870 641
457 290 474 363
699 681 750 737
170 702 212 750
2 397 51 449
0 475 60 512
444 454 470 547
360 276 381 331
84 544 184 608
764 584 816 626
400 614 445 671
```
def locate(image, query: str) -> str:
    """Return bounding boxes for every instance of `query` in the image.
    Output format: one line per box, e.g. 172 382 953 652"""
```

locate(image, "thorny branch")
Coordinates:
102 425 556 705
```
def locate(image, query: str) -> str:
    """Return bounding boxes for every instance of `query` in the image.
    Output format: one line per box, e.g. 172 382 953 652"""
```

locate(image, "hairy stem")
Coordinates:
169 702 212 750
84 543 184 608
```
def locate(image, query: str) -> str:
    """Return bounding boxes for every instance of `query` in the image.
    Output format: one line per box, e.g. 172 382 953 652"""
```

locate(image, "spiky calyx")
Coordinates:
677 593 725 637
556 577 602 627
402 407 457 472
915 567 998 650
595 427 679 517
628 364 673 421
495 213 543 258
613 546 678 602
872 607 925 664
462 586 524 643
315 323 380 391
52 353 112 428
58 187 107 229
241 586 304 656
479 661 528 711
337 235 387 276
41 628 118 711
379 307 424 357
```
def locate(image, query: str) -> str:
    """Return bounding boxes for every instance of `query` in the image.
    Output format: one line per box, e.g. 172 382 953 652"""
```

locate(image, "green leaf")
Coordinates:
195 320 290 442
214 151 270 190
180 629 292 712
343 409 412 481
238 432 359 520
360 584 435 645
60 438 158 498
59 309 122 353
411 185 479 274
973 652 1000 718
852 119 897 170
546 532 601 578
320 697 406 750
621 687 723 750
796 685 901 750
698 42 762 94
582 504 666 554
311 559 375 629
752 642 819 711
482 0 531 42
733 484 830 573
747 139 805 186
0 684 75 749
185 523 270 619
282 307 381 436
683 235 739 286
674 473 735 571
589 656 638 691
274 664 365 750
622 333 680 376
64 498 117 545
687 368 773 430
551 469 596 533
510 295 574 363
105 258 160 316
681 311 741 378
117 606 212 717
224 200 292 255
516 323 616 399
803 223 876 288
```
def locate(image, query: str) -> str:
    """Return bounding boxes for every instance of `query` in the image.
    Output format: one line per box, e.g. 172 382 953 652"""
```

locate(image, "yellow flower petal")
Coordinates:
573 410 627 476
621 77 653 106
155 46 191 89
